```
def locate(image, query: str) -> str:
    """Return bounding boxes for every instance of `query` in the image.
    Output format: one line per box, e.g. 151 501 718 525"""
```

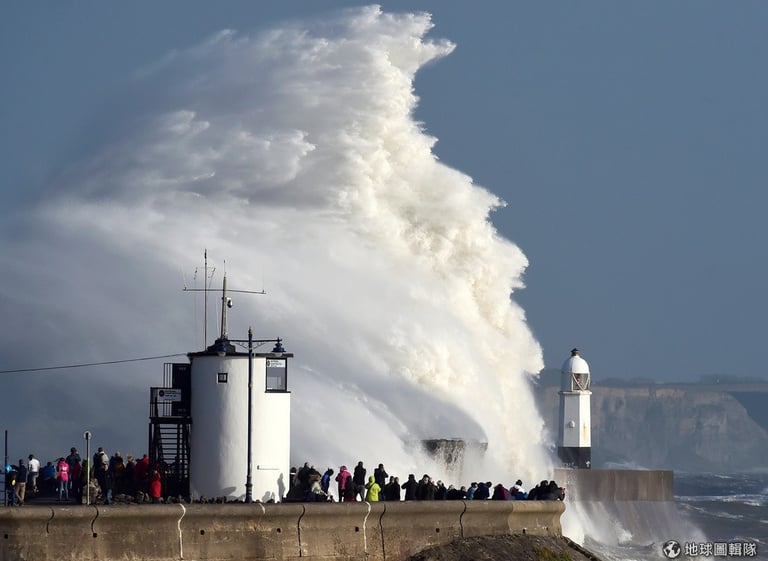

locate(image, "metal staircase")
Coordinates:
148 363 192 499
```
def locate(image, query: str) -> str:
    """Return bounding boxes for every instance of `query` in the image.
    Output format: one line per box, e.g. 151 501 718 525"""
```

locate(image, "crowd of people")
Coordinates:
284 460 566 504
4 447 165 506
5 450 565 506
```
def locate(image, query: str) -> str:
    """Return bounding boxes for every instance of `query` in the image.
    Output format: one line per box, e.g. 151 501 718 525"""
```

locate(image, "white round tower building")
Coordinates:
557 348 592 469
188 336 292 502
148 264 293 503
186 273 293 502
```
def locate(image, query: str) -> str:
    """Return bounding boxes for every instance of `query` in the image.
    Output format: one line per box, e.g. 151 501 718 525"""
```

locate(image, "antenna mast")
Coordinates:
220 273 228 340
184 252 266 348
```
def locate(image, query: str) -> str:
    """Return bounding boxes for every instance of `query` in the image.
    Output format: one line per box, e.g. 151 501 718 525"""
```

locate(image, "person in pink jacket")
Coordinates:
56 458 70 501
334 465 352 503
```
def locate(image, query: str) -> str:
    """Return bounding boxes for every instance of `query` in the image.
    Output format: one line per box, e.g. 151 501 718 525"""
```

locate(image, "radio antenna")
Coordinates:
183 251 265 347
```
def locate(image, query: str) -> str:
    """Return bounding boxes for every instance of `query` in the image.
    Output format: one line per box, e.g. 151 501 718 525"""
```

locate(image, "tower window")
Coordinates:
266 359 287 391
217 372 228 384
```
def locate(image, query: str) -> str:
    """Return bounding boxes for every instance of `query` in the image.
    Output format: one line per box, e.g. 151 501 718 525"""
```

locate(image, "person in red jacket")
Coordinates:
70 460 83 504
149 470 162 504
134 454 150 493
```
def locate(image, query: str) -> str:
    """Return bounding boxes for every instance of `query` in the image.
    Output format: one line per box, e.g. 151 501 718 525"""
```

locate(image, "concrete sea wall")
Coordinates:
0 500 564 561
554 468 673 501
554 469 692 546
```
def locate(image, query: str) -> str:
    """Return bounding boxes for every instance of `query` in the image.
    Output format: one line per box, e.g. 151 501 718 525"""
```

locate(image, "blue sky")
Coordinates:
2 1 767 383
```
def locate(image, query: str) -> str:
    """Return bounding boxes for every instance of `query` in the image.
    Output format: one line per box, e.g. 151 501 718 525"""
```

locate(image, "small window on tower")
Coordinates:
217 372 228 384
266 359 287 391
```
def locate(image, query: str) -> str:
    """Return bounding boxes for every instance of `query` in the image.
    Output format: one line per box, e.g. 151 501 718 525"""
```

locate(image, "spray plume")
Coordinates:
0 6 549 485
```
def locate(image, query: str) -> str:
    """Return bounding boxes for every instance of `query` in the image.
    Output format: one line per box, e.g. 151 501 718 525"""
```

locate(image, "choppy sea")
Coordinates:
583 471 768 561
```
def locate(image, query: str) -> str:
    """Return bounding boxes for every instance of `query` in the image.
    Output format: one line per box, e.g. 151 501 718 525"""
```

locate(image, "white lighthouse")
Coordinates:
557 348 592 469
186 274 293 502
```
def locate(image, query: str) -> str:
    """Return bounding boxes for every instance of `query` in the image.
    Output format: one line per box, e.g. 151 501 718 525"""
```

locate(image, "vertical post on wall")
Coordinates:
3 430 8 507
245 327 254 503
84 431 92 505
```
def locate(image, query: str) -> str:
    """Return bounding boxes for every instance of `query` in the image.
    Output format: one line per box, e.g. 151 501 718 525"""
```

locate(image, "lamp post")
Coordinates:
84 431 91 505
245 327 254 503
3 430 8 507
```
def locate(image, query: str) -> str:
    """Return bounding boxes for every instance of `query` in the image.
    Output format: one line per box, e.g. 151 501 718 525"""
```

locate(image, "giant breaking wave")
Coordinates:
0 6 549 484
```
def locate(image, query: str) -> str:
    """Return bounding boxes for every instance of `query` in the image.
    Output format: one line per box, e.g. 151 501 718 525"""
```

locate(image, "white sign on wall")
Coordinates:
158 388 182 402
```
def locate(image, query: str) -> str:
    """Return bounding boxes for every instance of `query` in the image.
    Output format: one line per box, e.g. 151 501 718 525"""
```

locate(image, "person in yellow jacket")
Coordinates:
365 475 381 502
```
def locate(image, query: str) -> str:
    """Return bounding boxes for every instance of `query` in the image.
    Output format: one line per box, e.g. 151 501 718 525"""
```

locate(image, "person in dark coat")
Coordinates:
446 485 467 500
70 460 83 504
542 481 566 501
415 474 436 500
373 463 388 488
78 459 90 504
66 448 81 475
353 461 366 501
401 474 418 501
14 460 28 506
492 483 510 500
343 480 356 502
96 464 114 505
434 480 447 500
474 481 491 500
297 462 312 489
527 480 548 500
383 476 401 501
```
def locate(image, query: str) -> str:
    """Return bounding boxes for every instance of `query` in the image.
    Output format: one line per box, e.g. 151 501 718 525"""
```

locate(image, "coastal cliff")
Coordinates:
534 373 768 471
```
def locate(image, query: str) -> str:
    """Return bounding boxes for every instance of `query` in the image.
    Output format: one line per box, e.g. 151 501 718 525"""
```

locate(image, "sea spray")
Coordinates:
0 6 551 486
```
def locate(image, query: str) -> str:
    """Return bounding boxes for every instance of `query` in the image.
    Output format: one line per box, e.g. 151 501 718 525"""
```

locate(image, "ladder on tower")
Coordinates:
149 421 191 499
148 363 192 500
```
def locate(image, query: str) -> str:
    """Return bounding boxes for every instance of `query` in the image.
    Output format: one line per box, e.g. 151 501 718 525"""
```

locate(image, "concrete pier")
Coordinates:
0 500 564 561
555 468 684 546
554 468 673 501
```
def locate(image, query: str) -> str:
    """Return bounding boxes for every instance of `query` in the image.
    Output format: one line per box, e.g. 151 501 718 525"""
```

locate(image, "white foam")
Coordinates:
0 6 550 484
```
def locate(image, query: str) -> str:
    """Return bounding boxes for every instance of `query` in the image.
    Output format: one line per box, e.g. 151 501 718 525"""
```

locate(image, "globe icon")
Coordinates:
662 540 681 559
